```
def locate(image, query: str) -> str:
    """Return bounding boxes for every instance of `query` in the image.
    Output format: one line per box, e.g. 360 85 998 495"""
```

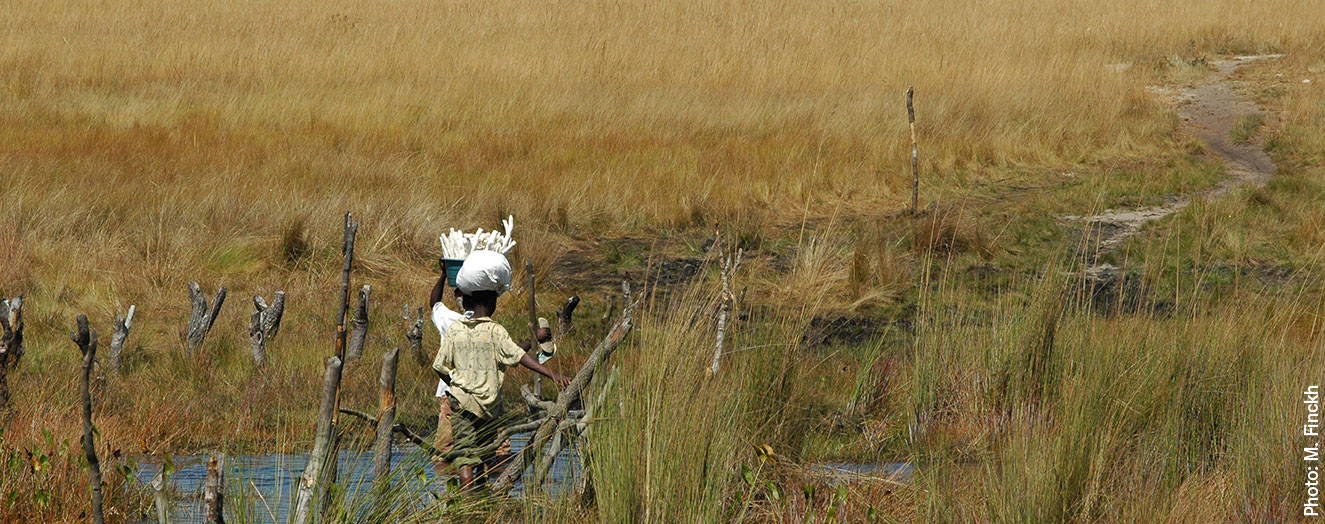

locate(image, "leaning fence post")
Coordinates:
204 454 226 524
291 356 344 524
70 315 106 524
249 292 285 367
186 282 227 354
373 348 399 499
150 465 170 524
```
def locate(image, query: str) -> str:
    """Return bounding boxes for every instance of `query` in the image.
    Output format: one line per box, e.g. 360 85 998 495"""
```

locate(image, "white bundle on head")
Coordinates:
440 215 517 259
456 250 512 294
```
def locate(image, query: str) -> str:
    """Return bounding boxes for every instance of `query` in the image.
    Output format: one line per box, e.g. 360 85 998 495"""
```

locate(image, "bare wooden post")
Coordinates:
346 285 370 361
402 306 428 367
150 466 170 524
0 295 24 412
107 305 135 376
291 356 343 524
709 249 742 377
324 213 357 504
372 348 399 498
557 296 581 337
525 259 543 396
187 282 227 353
907 85 919 215
249 292 285 367
70 315 106 524
204 454 226 524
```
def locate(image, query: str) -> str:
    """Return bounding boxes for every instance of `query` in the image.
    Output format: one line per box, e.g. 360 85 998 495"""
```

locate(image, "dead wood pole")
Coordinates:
291 356 343 524
249 292 285 367
323 212 357 516
558 296 580 337
372 348 399 500
150 465 170 524
402 306 428 367
709 249 742 377
204 454 226 524
493 291 637 492
0 295 24 412
107 305 135 377
186 281 227 354
70 315 106 524
346 285 370 361
525 258 543 396
907 85 919 215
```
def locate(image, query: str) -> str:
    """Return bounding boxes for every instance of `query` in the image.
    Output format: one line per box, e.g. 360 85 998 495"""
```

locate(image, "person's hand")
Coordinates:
536 327 553 343
552 373 571 389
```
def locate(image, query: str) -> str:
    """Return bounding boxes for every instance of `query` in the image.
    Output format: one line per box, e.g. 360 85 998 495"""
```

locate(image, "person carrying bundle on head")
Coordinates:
429 250 570 489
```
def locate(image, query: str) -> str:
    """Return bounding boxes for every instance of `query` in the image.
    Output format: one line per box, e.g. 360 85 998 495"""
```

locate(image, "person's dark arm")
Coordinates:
429 272 446 308
519 353 569 388
515 327 552 353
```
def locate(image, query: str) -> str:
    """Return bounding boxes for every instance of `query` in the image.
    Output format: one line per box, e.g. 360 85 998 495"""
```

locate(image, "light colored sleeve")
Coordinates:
432 302 462 343
432 333 453 376
492 325 526 367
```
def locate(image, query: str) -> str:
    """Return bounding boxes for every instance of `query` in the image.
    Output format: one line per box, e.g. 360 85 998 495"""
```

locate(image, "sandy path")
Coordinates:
1065 55 1281 254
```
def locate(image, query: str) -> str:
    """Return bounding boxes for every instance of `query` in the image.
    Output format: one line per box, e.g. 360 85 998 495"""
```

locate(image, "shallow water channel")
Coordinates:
133 433 911 524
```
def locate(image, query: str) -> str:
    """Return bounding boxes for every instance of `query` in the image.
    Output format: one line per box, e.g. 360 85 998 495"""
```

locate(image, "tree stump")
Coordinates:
373 348 399 500
0 295 24 412
107 305 135 377
187 281 227 353
70 315 106 524
204 454 226 524
403 306 428 367
291 356 343 524
346 285 370 361
249 292 285 367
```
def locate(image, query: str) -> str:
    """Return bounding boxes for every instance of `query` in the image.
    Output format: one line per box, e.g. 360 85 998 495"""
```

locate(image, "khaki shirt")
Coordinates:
432 317 525 419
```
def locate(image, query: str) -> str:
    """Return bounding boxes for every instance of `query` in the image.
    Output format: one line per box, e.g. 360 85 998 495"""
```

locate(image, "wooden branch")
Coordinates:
372 348 399 498
346 285 370 361
493 291 638 492
70 314 105 524
204 454 225 524
557 295 581 337
107 305 135 376
520 384 555 412
291 356 343 524
402 306 428 368
249 292 285 367
907 85 919 215
186 282 227 353
0 295 24 412
709 248 742 377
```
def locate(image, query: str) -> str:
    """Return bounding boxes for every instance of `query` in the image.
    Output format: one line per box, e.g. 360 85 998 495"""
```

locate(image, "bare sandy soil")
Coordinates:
1066 55 1282 253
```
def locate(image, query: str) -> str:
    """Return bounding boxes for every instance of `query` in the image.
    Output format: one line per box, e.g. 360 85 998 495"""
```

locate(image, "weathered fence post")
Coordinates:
402 306 428 367
204 454 226 524
291 356 343 524
907 85 919 215
346 285 370 361
0 295 24 412
709 248 742 377
324 212 357 509
373 348 399 499
249 292 285 367
107 305 135 377
187 282 227 353
150 464 170 524
70 315 106 524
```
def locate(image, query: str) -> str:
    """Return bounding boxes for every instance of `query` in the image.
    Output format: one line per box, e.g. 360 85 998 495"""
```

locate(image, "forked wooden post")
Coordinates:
186 281 227 354
69 315 105 524
907 85 919 215
709 248 742 377
372 348 399 498
107 305 135 377
249 292 285 367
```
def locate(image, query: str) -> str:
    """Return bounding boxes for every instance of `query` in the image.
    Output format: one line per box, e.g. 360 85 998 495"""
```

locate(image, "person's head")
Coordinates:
457 289 500 316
